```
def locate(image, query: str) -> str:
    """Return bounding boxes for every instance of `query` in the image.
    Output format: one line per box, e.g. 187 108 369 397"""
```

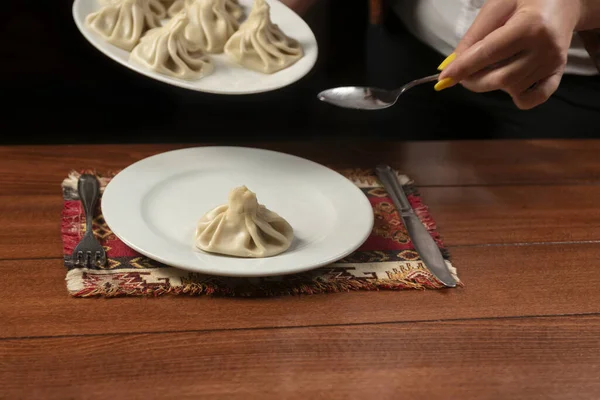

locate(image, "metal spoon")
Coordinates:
317 73 440 110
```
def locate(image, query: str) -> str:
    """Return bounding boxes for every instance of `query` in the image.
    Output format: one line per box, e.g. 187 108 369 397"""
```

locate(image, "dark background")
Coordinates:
2 0 373 144
2 1 598 145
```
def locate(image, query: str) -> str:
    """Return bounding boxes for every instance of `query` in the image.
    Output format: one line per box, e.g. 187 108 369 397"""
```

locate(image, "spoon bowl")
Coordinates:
317 87 399 110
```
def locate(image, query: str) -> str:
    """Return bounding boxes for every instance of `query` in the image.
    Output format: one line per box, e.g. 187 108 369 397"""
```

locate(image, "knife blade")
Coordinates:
375 164 457 288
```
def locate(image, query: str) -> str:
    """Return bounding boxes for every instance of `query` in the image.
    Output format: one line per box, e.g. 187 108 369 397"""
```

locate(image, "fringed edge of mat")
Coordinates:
66 264 461 298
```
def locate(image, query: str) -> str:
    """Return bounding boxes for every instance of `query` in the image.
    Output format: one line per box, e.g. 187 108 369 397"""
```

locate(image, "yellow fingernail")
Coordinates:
434 77 454 91
437 52 456 71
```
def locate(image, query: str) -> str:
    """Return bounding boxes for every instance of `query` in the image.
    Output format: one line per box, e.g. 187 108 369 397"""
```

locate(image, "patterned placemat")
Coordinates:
61 169 461 297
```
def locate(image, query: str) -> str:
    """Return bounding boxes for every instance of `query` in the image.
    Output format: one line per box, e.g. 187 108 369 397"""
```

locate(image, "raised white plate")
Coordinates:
72 0 318 94
101 147 374 277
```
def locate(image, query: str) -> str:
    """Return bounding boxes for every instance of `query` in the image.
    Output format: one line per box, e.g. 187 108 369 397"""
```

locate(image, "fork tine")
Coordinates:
94 251 103 267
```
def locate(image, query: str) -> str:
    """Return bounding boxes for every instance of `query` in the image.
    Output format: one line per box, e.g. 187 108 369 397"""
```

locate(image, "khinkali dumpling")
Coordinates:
167 0 189 17
147 0 168 19
98 0 167 19
86 0 164 51
195 186 294 258
224 0 303 73
129 12 214 80
224 0 244 21
184 0 240 53
167 0 243 20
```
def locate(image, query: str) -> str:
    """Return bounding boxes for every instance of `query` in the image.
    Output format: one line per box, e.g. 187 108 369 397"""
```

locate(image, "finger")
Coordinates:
437 0 516 75
460 51 537 93
507 60 559 96
454 0 517 54
440 14 531 84
511 73 562 110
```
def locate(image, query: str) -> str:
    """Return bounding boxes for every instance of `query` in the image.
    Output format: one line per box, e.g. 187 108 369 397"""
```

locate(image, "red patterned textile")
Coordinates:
61 169 461 297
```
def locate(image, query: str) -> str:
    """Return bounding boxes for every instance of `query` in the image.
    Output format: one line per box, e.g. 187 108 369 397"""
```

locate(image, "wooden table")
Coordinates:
2 139 600 399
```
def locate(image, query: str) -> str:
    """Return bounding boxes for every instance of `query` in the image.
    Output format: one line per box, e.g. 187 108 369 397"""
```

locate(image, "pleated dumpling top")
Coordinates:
129 11 214 80
86 0 165 51
224 0 303 73
195 186 294 258
184 0 241 53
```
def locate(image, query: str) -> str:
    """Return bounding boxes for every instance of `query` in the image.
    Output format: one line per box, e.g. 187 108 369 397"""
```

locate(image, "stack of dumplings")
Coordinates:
85 0 304 81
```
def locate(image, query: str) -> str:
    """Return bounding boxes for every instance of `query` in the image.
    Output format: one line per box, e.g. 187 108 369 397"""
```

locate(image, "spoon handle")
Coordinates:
397 73 440 96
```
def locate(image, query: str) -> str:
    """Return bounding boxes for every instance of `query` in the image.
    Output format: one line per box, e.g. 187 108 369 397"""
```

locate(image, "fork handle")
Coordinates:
77 174 100 234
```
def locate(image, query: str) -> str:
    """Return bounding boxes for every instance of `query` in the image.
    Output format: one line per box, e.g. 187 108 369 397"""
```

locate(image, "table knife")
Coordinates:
375 164 457 288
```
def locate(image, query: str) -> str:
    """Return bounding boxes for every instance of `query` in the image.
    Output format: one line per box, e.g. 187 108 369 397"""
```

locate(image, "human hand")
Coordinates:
435 0 582 110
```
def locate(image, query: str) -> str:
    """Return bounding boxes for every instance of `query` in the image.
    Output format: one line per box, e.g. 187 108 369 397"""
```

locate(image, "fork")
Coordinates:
71 174 107 268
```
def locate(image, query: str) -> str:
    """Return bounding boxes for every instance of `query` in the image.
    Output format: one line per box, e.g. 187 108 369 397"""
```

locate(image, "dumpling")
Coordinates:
129 12 214 80
184 0 240 53
168 0 243 20
166 0 189 17
87 0 146 51
224 0 303 73
195 186 294 258
147 0 168 19
224 0 244 21
97 0 124 5
98 0 167 19
86 0 164 51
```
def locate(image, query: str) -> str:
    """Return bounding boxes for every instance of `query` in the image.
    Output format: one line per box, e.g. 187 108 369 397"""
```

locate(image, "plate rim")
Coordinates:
101 146 375 277
71 0 319 95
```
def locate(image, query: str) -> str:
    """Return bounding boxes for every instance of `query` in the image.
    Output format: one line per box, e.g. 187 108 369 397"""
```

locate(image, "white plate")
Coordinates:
101 147 374 277
72 0 318 94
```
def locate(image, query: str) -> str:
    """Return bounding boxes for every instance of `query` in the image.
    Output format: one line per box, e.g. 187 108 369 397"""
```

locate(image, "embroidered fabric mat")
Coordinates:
61 169 461 297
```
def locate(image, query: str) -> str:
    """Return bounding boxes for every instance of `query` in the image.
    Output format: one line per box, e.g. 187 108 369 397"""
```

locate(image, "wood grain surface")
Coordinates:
2 183 600 261
3 244 600 339
2 140 600 195
2 316 599 400
2 140 600 399
0 244 600 338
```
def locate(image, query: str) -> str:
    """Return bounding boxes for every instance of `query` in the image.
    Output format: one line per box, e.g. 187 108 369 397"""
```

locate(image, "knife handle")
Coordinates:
375 165 411 212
